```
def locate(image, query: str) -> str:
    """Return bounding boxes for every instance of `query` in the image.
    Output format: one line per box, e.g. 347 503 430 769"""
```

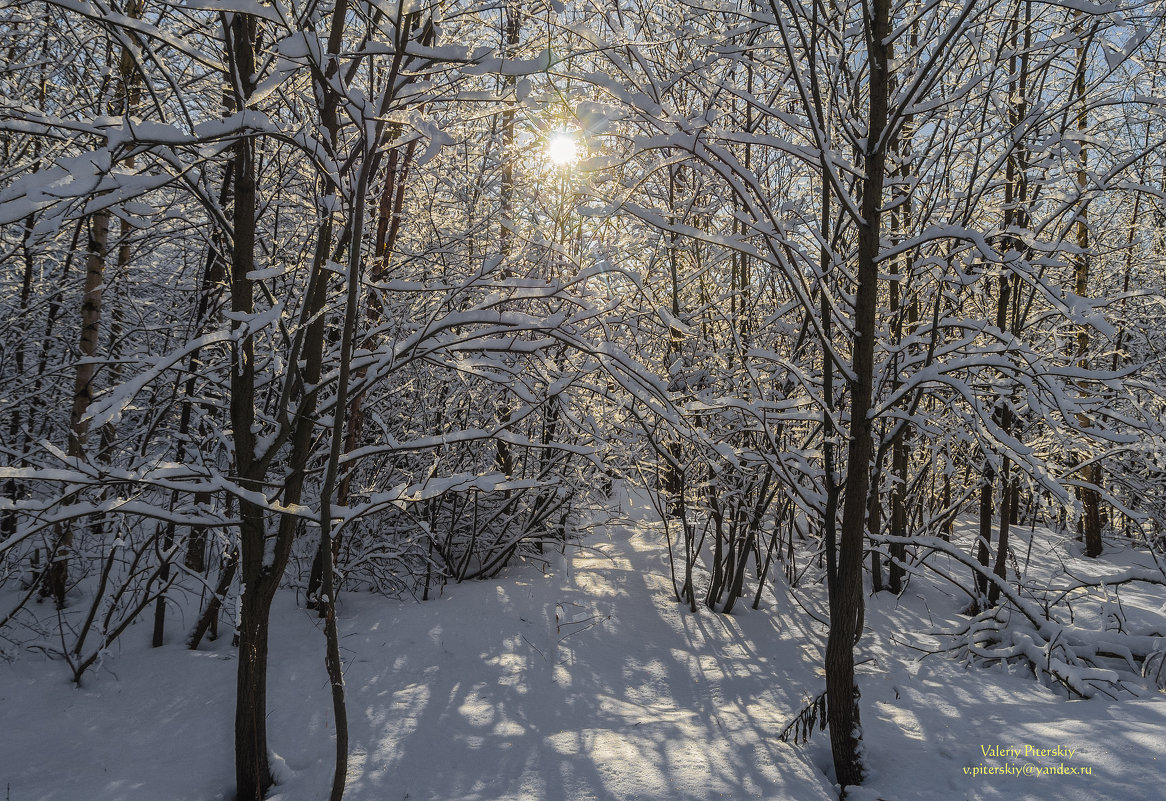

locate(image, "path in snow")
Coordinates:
288 491 836 801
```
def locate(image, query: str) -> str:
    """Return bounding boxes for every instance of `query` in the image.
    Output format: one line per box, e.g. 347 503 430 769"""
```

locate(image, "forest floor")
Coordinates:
1 487 1164 801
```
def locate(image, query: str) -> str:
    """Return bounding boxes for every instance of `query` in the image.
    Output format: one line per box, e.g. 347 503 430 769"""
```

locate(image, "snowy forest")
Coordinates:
2 0 1166 798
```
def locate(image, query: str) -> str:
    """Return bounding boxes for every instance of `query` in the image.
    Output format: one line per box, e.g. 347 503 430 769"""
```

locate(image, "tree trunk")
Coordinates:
825 0 891 786
313 150 372 801
224 10 276 799
974 466 994 603
4 211 38 540
1072 15 1102 558
235 576 274 801
72 215 109 443
868 486 883 592
988 458 1013 607
888 433 907 593
48 191 109 607
886 15 916 596
189 546 238 650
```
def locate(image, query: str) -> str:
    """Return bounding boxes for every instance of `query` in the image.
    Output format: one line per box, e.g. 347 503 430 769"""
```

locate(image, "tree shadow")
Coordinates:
322 518 836 801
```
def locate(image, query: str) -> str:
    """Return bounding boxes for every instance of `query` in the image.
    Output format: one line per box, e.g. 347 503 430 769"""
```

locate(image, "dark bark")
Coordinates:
824 0 892 786
988 461 1013 607
235 580 274 801
868 487 883 592
224 11 274 800
942 470 952 540
47 189 110 608
820 181 839 602
1071 14 1103 558
887 432 907 594
4 211 38 540
189 546 238 650
313 153 371 801
308 137 416 609
975 467 994 602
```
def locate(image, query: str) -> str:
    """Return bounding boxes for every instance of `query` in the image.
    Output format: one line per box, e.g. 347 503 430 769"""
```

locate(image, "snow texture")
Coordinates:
0 492 1163 801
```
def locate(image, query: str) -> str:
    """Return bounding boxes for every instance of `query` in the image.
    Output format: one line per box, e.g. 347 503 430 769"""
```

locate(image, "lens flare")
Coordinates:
546 131 580 166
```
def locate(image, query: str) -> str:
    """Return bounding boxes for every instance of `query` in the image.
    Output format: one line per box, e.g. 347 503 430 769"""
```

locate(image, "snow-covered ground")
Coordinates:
846 521 1166 801
1 490 1163 801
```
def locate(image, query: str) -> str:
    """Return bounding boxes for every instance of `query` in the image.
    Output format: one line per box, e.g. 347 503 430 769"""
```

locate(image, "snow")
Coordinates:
849 598 1166 801
1 491 1163 801
848 519 1166 801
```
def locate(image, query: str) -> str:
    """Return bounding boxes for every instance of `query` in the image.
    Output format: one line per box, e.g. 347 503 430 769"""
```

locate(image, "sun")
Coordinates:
546 130 580 166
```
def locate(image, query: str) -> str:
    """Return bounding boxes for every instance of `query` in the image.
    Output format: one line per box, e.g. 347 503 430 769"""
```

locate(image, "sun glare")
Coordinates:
546 131 580 166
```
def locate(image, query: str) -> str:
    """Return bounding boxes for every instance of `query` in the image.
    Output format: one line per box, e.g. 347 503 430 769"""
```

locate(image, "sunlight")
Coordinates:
546 130 580 166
